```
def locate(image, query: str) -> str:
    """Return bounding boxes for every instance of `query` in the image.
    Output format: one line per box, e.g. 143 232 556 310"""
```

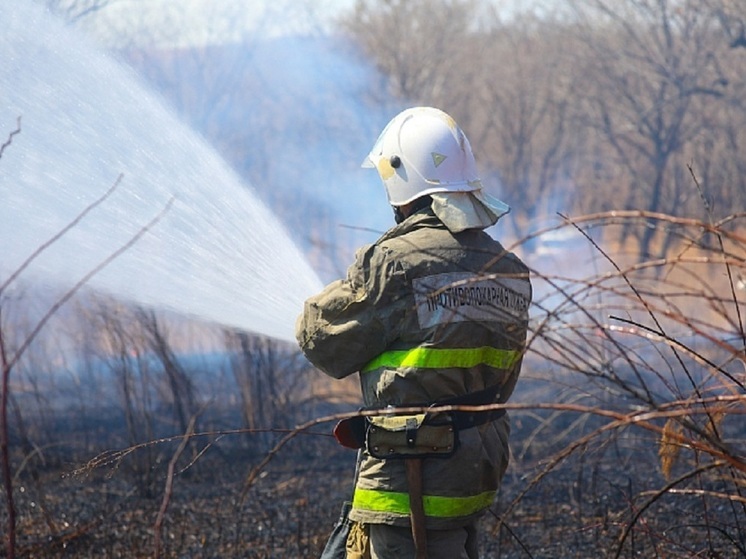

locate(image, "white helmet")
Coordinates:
362 107 483 206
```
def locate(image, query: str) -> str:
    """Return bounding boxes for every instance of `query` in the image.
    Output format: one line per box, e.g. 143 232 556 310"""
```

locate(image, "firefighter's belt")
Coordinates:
332 384 506 454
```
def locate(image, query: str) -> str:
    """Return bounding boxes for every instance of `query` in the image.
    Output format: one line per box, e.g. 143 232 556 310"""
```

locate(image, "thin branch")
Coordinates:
488 511 535 559
153 414 197 559
687 163 746 349
1 309 17 559
0 174 124 296
0 191 173 559
0 116 21 160
236 397 746 506
613 461 727 558
609 315 746 391
2 196 175 375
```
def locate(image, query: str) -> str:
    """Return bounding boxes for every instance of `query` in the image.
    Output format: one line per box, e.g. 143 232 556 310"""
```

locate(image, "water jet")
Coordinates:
0 1 323 342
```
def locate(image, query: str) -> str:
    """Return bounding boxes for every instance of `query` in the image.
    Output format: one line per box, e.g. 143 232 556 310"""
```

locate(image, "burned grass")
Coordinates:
2 399 744 558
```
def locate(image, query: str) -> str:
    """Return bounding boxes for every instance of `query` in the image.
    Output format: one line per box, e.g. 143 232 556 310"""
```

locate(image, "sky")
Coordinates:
77 0 357 48
73 0 549 48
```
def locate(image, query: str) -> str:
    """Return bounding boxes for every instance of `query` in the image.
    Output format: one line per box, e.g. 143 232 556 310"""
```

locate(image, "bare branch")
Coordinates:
3 196 175 376
0 174 124 297
0 116 21 161
153 413 197 559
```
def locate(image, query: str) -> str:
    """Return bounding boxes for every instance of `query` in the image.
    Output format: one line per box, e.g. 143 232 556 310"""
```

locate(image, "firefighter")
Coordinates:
296 107 531 559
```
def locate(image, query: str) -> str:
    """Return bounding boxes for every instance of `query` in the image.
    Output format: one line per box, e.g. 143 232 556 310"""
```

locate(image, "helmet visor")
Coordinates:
361 117 398 168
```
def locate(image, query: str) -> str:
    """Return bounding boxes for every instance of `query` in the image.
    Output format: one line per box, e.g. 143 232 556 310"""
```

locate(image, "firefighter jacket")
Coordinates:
295 207 531 529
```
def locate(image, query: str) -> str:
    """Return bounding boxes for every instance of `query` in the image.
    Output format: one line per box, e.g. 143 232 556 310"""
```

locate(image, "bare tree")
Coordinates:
705 0 746 48
137 309 197 436
44 0 113 23
341 2 583 240
224 331 311 452
468 13 585 239
341 0 480 103
82 298 161 495
568 0 732 259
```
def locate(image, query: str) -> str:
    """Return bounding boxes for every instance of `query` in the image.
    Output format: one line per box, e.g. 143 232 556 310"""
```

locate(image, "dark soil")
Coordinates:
3 413 744 559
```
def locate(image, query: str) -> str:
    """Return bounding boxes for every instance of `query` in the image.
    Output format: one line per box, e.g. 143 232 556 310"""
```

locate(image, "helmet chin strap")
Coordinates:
392 205 406 224
392 195 433 225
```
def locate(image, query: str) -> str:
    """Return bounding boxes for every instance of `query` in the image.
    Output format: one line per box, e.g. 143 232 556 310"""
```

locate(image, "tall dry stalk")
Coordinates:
507 199 746 556
0 121 174 557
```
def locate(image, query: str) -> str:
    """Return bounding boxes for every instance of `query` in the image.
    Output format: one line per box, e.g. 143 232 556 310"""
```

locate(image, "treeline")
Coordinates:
342 0 746 258
42 0 746 263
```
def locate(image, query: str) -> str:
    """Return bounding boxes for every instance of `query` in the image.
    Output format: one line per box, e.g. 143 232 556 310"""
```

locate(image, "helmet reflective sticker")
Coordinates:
377 157 396 181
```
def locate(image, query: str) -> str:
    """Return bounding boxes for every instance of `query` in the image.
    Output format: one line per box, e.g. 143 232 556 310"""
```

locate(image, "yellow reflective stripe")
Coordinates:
362 346 519 373
352 488 495 518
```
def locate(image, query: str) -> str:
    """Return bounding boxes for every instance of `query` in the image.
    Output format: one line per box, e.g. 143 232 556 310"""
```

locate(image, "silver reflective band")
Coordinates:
414 272 530 328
